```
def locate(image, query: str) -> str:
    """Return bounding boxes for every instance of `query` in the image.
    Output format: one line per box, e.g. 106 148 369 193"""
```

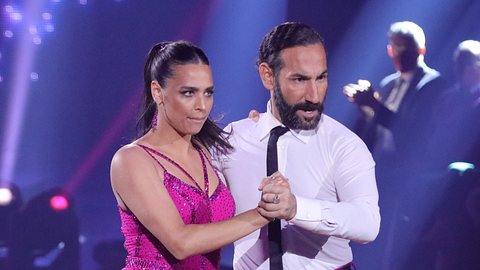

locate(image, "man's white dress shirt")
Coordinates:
217 103 380 270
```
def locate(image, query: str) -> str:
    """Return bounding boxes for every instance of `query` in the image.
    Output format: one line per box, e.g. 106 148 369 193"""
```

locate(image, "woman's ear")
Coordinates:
258 63 275 91
151 80 163 104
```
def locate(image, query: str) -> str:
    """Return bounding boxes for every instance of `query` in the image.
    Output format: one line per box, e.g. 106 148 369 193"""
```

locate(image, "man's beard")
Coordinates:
273 82 324 130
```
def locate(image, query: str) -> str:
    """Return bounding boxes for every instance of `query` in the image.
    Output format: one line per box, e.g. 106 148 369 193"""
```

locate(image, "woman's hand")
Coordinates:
257 172 297 221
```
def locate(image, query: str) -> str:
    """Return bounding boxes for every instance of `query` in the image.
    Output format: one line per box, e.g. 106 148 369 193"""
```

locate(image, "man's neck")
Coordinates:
399 70 415 81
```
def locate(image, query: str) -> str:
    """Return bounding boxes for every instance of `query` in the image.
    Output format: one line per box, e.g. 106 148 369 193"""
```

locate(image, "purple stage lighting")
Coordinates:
50 195 69 211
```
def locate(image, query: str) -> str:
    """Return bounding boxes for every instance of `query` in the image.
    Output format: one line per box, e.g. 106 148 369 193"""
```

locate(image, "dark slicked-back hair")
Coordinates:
257 22 325 76
137 40 232 154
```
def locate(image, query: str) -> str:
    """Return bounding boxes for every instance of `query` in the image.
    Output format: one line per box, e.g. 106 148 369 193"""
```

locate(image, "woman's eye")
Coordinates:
182 91 194 96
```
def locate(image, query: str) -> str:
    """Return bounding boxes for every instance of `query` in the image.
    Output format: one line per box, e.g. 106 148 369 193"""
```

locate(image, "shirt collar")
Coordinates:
399 70 414 82
257 100 318 144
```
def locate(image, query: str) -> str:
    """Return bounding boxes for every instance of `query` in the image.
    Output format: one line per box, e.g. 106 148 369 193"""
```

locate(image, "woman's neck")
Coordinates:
143 124 194 154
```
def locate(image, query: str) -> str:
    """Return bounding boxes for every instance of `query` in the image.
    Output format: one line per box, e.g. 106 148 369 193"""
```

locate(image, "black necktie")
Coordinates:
385 78 406 111
266 125 289 269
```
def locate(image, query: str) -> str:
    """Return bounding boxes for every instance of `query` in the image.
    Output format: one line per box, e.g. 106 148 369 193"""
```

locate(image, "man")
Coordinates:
218 22 380 270
402 40 480 269
433 40 480 167
344 21 447 167
343 21 448 269
453 40 480 94
451 40 480 166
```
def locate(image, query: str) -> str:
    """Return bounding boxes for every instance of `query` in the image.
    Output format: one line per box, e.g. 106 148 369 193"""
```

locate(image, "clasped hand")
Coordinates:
343 79 380 107
257 172 297 221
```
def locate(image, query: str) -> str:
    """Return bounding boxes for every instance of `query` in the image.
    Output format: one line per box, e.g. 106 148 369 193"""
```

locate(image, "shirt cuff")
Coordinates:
288 196 338 232
289 195 323 222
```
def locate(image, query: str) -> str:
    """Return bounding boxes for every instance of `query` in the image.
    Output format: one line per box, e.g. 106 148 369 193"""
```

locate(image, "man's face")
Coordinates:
388 35 419 72
272 44 328 130
455 52 480 88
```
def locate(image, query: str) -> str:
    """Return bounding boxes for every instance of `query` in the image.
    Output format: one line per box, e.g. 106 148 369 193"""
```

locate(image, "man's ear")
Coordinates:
387 45 394 57
258 63 275 91
418 47 426 55
151 80 163 104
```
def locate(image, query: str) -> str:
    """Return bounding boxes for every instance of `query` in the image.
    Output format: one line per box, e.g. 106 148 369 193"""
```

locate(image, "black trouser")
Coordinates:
336 262 355 270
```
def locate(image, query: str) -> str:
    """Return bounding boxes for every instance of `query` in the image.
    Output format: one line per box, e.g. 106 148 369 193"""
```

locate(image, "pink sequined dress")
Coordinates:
118 144 235 269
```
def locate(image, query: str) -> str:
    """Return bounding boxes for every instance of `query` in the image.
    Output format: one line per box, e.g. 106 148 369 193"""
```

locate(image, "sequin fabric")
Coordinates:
118 144 235 270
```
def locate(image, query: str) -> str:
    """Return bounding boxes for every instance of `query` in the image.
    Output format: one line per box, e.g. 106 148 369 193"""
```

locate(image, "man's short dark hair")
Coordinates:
388 21 426 49
257 22 325 76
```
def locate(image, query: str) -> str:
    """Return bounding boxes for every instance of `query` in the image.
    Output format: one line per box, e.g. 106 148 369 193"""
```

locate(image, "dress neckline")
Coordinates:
136 143 210 197
117 176 224 215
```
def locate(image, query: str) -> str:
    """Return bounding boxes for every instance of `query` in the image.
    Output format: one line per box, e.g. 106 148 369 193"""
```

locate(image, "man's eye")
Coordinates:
293 77 305 82
205 90 214 97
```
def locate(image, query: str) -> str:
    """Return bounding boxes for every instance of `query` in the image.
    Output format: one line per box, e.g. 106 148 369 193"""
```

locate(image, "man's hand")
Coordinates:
257 172 297 221
343 79 381 107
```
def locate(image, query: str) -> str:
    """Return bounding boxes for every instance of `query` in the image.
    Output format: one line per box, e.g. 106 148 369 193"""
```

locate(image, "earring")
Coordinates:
151 109 158 129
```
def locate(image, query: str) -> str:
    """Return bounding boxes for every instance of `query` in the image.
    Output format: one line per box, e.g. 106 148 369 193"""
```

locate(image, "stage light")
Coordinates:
4 5 13 13
0 183 22 267
0 187 13 206
4 30 13 38
30 72 39 81
5 5 21 22
50 195 69 211
33 36 42 45
0 184 21 208
44 23 54 32
10 12 22 22
448 161 475 175
42 12 52 20
29 25 38 35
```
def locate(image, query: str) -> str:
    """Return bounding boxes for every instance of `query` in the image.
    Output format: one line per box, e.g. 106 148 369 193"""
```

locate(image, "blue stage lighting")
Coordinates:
448 161 476 175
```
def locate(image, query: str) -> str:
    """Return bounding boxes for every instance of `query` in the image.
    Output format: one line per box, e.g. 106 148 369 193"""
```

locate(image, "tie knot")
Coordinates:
270 126 289 137
268 126 289 147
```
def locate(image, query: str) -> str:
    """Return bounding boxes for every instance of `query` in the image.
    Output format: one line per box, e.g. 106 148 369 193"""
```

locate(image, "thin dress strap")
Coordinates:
137 144 209 196
197 148 222 186
137 144 168 172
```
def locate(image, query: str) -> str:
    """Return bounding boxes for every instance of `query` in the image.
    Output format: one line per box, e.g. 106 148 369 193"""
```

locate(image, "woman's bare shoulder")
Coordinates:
113 142 146 161
111 143 153 177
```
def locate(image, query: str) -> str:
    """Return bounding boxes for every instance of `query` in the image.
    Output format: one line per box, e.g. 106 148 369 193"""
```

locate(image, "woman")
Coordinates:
110 41 285 269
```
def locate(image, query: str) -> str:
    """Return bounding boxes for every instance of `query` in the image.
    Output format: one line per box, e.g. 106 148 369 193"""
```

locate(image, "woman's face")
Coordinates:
158 63 214 136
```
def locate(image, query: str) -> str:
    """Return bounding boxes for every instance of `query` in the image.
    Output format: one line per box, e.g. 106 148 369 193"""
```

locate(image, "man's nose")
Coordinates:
305 81 320 103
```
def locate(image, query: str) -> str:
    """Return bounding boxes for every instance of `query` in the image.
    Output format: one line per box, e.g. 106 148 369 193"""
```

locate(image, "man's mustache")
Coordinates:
292 102 323 112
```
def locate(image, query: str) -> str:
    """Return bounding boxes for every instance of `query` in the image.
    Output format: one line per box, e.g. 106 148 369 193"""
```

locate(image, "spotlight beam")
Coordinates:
0 1 42 186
